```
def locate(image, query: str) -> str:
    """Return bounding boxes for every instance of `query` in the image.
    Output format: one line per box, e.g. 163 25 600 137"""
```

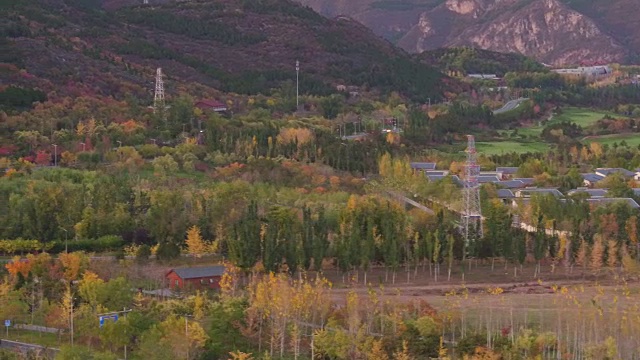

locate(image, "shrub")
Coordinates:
136 244 151 263
457 333 487 355
156 242 180 261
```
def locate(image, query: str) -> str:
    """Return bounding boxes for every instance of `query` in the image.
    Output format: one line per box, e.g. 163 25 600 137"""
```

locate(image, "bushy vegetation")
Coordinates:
117 9 267 46
421 47 547 76
0 86 47 111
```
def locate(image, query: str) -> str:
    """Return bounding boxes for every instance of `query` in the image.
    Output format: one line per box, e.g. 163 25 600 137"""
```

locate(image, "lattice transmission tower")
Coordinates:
153 67 165 115
461 135 483 247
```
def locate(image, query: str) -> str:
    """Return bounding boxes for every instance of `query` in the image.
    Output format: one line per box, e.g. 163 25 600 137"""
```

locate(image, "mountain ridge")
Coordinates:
295 0 639 65
0 0 456 104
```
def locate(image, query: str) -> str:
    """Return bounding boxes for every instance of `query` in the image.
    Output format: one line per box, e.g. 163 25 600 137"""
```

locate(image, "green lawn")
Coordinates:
583 133 640 148
551 107 613 127
476 141 550 155
505 107 615 138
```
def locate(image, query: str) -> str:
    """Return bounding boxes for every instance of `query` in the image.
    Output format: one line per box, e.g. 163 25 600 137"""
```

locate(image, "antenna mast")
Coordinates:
461 135 483 249
153 67 165 115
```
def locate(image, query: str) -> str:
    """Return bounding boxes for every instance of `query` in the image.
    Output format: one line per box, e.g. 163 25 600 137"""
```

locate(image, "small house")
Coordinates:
496 167 519 179
424 170 449 177
477 175 501 184
581 173 605 187
496 189 515 205
410 162 437 171
567 188 608 198
513 178 535 186
586 198 640 209
494 180 525 189
195 99 228 113
514 187 563 198
594 168 635 178
166 266 226 290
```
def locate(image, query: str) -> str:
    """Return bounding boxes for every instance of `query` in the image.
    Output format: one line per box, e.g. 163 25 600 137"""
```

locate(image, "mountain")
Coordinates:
295 0 640 65
0 0 455 104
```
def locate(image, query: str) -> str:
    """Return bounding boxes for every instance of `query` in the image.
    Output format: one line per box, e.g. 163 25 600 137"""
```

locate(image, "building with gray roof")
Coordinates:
567 188 609 198
410 162 436 171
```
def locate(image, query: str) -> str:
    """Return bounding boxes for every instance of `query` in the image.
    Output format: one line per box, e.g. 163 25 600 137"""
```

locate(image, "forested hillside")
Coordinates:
0 0 454 103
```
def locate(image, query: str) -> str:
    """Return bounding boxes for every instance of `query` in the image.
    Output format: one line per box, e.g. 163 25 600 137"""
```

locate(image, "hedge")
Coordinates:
48 235 124 253
0 236 124 255
0 239 52 255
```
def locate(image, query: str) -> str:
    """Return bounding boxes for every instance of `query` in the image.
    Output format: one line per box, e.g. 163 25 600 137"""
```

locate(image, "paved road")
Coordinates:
385 191 435 215
493 97 529 115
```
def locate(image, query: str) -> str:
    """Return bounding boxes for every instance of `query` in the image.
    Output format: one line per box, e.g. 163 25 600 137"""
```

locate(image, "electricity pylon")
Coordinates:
461 135 483 248
153 67 165 116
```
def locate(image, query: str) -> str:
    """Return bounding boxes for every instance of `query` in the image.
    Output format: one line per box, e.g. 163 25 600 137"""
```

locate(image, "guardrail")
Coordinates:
14 324 59 334
0 339 59 358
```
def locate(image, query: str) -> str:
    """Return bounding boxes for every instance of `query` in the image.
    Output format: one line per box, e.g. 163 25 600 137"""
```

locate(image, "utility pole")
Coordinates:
296 60 300 111
461 135 483 254
53 144 58 166
124 307 129 360
70 298 74 347
184 315 193 360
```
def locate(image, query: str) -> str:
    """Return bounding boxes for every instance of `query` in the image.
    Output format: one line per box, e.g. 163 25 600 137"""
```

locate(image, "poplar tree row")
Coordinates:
227 201 330 274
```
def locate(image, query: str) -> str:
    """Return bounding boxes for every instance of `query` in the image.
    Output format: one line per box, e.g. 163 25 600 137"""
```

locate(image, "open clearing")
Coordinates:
476 141 550 155
485 107 617 154
550 107 614 128
583 133 640 147
503 107 614 139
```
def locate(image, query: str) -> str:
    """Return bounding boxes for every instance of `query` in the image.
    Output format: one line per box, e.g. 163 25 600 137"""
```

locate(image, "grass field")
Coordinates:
476 141 550 155
484 107 617 155
504 107 614 138
583 133 640 147
551 107 614 127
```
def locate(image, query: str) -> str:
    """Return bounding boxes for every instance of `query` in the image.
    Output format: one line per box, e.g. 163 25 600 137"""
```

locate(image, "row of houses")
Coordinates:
494 187 640 209
552 65 613 77
410 163 640 209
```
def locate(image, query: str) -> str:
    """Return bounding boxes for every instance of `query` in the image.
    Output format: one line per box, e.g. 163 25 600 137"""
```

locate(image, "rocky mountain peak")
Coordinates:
295 0 639 65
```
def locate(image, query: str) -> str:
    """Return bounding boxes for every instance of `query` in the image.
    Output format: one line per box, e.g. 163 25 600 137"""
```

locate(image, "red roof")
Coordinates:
196 99 227 109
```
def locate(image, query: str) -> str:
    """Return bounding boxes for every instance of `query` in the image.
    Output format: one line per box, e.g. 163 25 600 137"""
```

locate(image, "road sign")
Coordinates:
4 320 10 327
99 314 118 328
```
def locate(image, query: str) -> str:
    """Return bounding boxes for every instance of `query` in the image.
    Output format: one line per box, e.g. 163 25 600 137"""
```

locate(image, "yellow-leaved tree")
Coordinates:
78 271 105 311
193 291 206 321
607 239 618 268
160 315 208 359
58 252 88 282
368 339 389 360
591 236 604 272
393 341 414 360
186 225 208 258
228 351 254 360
